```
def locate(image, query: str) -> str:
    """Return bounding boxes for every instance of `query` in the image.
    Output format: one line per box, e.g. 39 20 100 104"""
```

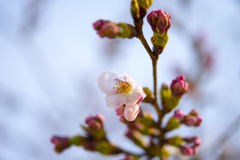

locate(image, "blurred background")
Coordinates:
0 0 240 160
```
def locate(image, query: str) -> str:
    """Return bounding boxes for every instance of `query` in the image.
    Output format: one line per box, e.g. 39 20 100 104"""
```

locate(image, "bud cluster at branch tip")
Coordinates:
51 135 86 153
93 20 136 39
147 10 171 55
166 109 202 131
131 0 153 22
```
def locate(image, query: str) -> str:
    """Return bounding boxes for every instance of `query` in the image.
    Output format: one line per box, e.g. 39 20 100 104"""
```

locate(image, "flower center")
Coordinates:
113 81 131 94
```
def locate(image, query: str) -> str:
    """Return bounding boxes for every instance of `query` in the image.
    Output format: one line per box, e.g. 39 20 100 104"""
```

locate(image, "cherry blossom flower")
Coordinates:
97 72 145 121
98 72 144 108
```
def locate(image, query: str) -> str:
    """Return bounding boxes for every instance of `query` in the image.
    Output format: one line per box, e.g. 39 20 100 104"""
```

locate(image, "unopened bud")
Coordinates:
51 136 70 153
93 20 120 39
131 0 140 21
181 116 197 126
179 146 193 156
147 10 171 36
194 116 203 127
173 109 185 119
171 75 188 97
192 137 201 146
189 109 199 117
95 113 105 124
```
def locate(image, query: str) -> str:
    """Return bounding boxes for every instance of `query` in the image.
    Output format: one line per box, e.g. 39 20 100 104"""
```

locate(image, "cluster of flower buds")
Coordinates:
166 109 202 131
147 10 171 55
131 0 153 21
93 20 136 39
51 136 70 153
166 135 201 156
179 136 201 155
82 114 106 139
180 109 203 127
161 75 188 113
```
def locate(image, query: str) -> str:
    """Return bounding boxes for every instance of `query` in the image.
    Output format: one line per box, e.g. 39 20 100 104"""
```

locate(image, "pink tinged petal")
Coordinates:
97 72 120 94
121 73 136 90
115 105 125 116
138 91 146 102
124 104 140 121
105 93 126 109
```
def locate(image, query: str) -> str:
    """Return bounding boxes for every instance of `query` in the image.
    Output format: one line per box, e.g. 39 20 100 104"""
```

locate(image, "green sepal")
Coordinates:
166 136 184 146
95 141 117 155
131 0 140 21
69 135 86 146
117 23 135 38
160 84 180 112
166 117 180 132
142 87 155 103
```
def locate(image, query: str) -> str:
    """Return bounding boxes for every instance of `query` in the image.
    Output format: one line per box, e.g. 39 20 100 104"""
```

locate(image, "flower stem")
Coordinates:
136 33 162 124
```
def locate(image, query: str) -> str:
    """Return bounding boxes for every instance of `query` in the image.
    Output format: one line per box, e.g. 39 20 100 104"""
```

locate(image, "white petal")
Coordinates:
97 72 120 94
124 91 142 105
105 93 126 109
121 73 136 90
124 104 140 121
133 84 143 92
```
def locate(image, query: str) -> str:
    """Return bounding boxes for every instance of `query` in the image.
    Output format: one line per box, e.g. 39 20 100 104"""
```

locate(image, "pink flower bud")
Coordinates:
93 20 104 30
179 146 193 155
194 116 203 126
171 75 188 97
51 136 70 153
147 10 171 35
95 113 105 124
85 114 103 130
190 109 199 116
181 116 197 126
192 137 201 146
93 20 120 39
173 109 185 119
